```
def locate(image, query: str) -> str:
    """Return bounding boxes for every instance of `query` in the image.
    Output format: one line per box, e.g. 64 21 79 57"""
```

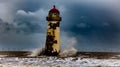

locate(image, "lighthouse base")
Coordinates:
44 50 59 56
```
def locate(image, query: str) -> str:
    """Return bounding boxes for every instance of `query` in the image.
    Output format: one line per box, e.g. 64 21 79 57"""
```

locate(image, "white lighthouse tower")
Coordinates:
44 5 61 56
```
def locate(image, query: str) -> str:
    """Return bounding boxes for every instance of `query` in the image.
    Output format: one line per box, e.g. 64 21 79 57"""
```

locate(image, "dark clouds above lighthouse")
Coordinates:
0 0 120 51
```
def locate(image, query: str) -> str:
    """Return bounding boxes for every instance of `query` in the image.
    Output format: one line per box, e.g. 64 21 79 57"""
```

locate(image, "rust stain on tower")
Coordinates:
44 5 62 56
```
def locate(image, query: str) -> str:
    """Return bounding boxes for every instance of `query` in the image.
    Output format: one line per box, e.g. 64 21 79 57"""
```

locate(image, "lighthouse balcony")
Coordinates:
46 17 61 21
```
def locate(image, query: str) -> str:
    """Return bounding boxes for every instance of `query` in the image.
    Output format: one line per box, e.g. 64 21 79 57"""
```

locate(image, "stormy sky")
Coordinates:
0 0 120 52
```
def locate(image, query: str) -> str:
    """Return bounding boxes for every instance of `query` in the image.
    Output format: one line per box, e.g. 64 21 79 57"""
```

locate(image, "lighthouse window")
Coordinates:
52 13 57 17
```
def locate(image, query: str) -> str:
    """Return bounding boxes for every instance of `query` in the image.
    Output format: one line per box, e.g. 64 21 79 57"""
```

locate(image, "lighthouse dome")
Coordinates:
47 5 61 21
49 5 59 13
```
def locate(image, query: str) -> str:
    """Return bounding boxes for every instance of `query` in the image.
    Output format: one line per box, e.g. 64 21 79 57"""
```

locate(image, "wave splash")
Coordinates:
30 37 78 57
29 47 77 57
59 47 77 57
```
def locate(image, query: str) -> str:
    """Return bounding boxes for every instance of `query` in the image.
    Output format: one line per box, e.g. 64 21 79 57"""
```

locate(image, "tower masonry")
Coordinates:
45 5 62 56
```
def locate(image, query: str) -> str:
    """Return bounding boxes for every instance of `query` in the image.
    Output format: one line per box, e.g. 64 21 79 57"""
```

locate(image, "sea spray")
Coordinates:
59 37 78 57
59 47 77 57
29 48 45 57
30 37 78 57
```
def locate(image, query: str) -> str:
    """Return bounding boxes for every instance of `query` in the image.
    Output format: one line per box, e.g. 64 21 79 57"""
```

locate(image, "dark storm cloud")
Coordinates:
60 2 120 51
0 0 48 50
0 18 45 50
14 10 42 34
16 0 46 12
0 18 14 33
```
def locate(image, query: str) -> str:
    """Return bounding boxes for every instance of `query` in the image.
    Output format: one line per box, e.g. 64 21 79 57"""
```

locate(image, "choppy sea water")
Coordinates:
1 48 120 67
0 56 120 67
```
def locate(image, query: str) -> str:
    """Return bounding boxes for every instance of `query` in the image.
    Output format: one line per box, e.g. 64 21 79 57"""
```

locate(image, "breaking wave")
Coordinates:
29 36 78 57
29 37 78 57
29 47 77 57
59 47 77 57
29 48 45 57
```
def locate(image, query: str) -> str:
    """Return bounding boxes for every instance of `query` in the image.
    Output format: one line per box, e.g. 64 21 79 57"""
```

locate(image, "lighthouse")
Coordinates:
44 5 62 56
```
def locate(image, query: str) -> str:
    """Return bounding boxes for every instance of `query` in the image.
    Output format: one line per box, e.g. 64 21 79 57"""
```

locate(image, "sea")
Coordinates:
0 48 120 67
